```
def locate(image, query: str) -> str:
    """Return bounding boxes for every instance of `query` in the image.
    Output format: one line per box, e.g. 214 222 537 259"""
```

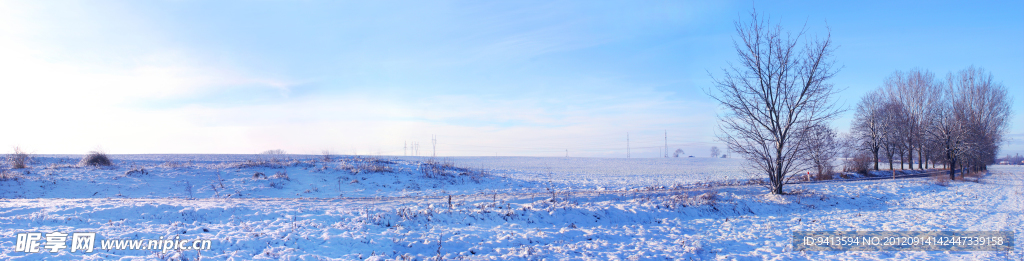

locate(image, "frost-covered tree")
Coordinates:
708 10 841 194
710 146 721 158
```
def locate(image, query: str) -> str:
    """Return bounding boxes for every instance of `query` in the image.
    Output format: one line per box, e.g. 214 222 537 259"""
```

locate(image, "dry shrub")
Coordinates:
321 150 333 162
271 171 290 181
662 189 720 209
8 147 30 169
844 152 872 174
932 173 951 186
79 151 112 167
253 172 267 179
697 190 719 206
813 170 833 181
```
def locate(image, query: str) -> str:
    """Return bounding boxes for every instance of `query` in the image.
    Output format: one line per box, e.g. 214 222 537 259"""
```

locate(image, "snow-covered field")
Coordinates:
0 155 1021 260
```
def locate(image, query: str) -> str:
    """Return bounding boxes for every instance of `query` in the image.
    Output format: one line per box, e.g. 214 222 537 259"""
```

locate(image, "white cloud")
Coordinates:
0 2 300 153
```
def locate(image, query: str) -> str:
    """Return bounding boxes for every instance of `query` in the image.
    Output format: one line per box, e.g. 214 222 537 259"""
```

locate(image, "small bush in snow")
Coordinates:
79 151 112 167
272 171 289 181
253 172 267 179
8 147 30 169
124 168 148 177
320 150 333 162
0 170 23 181
932 173 950 186
269 181 285 189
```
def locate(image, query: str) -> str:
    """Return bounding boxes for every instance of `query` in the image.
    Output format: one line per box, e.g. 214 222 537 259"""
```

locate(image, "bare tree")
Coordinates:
852 90 885 171
878 100 908 176
710 146 721 158
708 10 841 194
802 124 842 179
945 66 1012 178
929 99 963 179
882 69 942 170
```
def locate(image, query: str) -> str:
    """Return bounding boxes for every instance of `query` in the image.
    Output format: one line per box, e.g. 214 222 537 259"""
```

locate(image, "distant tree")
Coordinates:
261 149 286 155
708 10 841 194
673 149 684 158
710 146 721 158
801 124 842 179
852 66 1013 180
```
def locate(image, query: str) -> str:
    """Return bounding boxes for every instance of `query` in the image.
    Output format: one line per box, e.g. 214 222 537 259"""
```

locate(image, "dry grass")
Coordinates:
79 151 112 167
229 159 288 169
660 188 720 209
0 169 23 181
337 156 397 174
161 160 193 169
419 158 488 183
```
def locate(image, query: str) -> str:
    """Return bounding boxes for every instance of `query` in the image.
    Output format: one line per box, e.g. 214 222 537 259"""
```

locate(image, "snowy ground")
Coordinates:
0 155 1021 260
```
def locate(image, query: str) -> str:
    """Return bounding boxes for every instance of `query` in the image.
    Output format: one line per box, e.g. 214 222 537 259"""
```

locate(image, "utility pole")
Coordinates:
664 130 668 158
431 135 437 157
404 141 407 156
627 132 630 158
565 149 568 157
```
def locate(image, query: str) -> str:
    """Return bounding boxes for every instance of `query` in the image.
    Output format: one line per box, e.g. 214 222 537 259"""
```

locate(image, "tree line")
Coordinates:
851 67 1012 179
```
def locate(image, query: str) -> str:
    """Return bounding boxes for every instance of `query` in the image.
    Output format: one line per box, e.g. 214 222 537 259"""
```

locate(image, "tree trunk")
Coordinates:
918 146 925 169
872 149 879 171
902 148 907 170
948 151 956 180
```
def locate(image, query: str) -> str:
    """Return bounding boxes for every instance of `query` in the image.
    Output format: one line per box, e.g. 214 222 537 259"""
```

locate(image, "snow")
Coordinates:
0 155 1021 260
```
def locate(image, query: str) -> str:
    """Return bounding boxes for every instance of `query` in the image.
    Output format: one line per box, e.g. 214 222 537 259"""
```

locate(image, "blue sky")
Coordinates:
0 0 1021 157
